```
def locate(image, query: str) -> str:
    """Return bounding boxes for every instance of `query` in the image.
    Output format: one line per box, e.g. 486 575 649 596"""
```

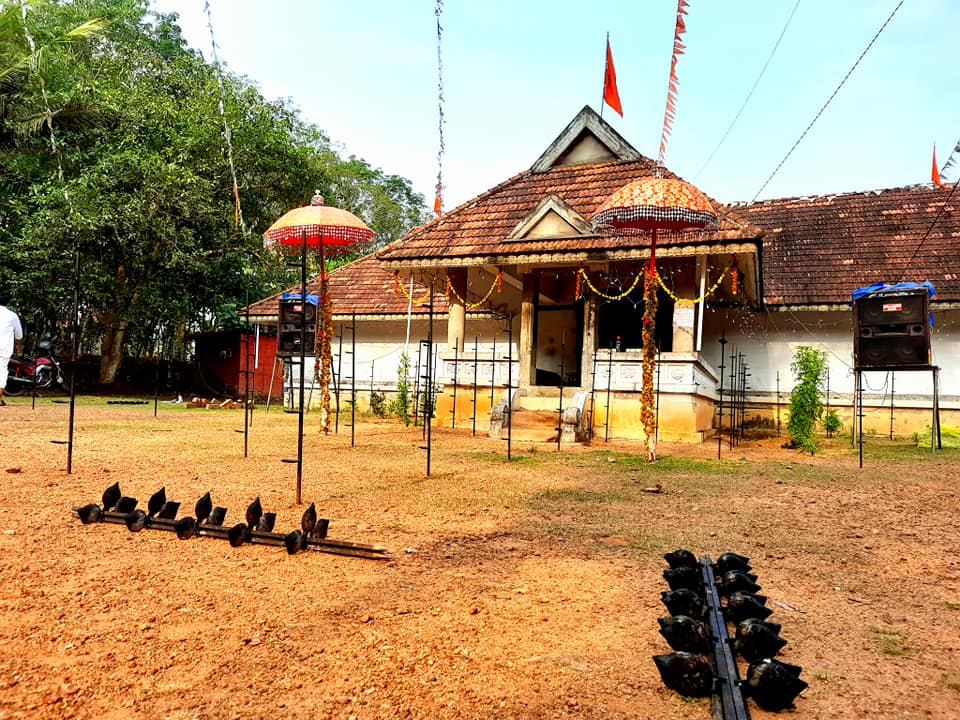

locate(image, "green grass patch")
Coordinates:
942 674 960 692
871 626 909 656
532 487 626 504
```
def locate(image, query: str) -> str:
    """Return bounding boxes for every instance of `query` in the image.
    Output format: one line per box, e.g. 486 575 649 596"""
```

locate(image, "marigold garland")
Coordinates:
315 278 334 433
640 267 658 462
655 265 731 305
445 270 502 309
394 272 433 305
577 268 641 300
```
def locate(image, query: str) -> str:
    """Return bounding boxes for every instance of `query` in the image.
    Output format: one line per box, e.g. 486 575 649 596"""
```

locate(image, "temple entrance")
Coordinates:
534 304 582 386
596 286 674 352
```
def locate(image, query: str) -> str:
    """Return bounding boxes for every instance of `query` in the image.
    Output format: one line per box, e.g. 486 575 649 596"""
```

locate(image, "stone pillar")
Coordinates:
519 272 538 387
446 267 467 351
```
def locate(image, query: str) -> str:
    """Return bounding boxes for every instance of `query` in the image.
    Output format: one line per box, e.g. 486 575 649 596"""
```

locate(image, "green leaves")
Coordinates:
1 0 427 383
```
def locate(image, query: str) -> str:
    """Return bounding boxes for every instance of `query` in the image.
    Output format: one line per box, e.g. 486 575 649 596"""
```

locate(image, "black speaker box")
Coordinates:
854 290 931 368
277 298 317 357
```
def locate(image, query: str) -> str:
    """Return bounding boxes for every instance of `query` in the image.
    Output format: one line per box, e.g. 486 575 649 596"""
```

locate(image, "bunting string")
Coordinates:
204 1 244 229
434 0 445 216
658 0 689 167
938 137 960 182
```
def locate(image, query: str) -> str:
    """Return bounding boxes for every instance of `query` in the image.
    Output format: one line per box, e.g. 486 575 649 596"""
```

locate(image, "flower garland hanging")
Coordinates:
445 270 503 309
577 268 641 301
394 271 433 305
655 265 731 305
640 267 659 453
309 278 336 433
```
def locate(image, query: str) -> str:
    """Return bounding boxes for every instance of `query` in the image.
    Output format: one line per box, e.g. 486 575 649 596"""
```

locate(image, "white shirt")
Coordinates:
0 305 23 356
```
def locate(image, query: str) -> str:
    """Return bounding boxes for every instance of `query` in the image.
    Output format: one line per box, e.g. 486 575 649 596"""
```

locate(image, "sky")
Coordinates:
147 0 959 213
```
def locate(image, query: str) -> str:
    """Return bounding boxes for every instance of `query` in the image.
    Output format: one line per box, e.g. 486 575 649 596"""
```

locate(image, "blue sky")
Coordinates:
148 0 959 212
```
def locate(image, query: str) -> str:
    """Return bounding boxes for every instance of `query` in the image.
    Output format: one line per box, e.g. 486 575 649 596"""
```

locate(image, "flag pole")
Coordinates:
600 32 609 119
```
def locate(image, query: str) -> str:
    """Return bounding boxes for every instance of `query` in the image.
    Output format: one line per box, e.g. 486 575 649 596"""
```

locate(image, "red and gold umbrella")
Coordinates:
591 175 717 463
264 193 375 503
264 194 376 256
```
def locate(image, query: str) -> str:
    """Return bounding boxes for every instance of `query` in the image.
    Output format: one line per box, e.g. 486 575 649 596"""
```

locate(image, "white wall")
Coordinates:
699 307 959 407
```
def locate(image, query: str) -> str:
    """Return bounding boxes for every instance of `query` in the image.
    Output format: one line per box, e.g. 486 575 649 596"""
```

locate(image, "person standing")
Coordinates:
0 293 24 406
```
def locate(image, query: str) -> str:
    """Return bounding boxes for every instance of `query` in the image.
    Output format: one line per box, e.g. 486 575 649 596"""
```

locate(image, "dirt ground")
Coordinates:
0 398 958 720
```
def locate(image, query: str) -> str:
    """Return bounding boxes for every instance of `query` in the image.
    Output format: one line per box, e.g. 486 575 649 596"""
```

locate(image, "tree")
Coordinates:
1 0 428 384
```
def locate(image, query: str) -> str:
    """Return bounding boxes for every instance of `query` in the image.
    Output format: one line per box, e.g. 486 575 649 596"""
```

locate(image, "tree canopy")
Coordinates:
0 0 428 383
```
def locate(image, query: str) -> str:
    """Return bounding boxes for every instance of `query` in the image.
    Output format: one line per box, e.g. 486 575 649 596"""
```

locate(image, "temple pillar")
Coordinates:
446 267 467 351
519 272 539 387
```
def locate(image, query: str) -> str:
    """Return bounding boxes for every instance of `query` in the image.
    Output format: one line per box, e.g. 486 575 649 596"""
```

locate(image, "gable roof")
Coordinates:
734 184 960 306
377 106 761 268
244 254 449 323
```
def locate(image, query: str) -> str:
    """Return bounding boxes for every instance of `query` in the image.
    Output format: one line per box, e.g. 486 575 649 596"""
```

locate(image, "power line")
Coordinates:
693 0 802 181
901 179 959 277
751 1 904 202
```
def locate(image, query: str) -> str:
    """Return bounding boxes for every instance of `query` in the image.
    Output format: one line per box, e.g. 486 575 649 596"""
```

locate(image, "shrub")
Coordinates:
822 408 842 437
788 345 827 453
369 391 387 417
387 352 412 425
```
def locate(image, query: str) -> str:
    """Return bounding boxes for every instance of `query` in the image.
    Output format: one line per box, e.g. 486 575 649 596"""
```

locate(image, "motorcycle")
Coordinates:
5 340 67 396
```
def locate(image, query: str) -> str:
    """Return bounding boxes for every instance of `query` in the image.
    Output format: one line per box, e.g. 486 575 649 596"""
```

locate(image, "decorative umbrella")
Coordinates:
264 192 375 503
592 175 718 462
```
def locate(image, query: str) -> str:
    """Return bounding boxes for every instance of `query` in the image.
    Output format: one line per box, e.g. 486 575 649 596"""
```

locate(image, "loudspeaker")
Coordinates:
277 297 317 357
854 290 930 368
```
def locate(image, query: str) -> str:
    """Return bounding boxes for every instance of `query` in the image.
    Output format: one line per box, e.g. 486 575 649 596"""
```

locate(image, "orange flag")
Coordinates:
932 144 947 189
603 37 623 117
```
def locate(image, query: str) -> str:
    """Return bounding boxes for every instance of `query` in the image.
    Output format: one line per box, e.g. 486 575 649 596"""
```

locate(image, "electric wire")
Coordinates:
693 0 802 181
751 0 904 201
901 178 959 277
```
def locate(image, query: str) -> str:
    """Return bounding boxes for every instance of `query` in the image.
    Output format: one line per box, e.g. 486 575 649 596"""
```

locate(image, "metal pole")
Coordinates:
295 228 307 505
490 337 496 417
451 338 458 429
589 349 598 443
335 323 343 433
654 345 661 443
67 247 80 474
426 290 434 475
153 350 160 418
506 314 513 461
717 333 727 460
243 287 250 456
351 313 356 447
605 341 613 442
472 336 478 436
889 372 895 440
556 333 565 452
775 370 781 438
857 368 864 468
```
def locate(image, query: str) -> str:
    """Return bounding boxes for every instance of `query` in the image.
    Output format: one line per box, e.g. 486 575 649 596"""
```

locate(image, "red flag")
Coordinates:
603 38 623 117
932 144 947 189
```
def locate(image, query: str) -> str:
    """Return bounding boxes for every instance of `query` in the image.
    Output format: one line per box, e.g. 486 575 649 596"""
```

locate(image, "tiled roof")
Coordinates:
734 184 960 305
376 160 761 267
245 254 449 321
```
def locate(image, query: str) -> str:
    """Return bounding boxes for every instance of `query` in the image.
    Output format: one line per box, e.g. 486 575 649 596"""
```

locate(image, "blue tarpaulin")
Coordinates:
281 292 319 305
850 280 935 303
851 280 935 326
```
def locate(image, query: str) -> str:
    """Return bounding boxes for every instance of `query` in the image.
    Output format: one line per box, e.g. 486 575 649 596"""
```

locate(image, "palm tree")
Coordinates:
0 2 105 146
